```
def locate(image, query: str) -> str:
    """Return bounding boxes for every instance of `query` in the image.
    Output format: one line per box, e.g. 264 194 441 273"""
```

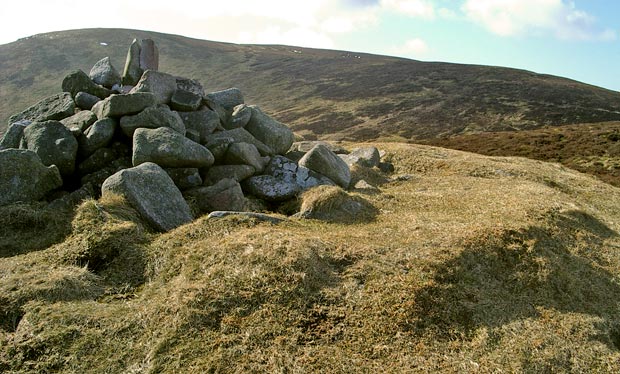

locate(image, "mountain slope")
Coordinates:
1 28 620 141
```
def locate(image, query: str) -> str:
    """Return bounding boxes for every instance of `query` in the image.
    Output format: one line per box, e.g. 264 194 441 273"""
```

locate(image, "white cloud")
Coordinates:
391 37 430 58
381 0 436 19
462 0 617 41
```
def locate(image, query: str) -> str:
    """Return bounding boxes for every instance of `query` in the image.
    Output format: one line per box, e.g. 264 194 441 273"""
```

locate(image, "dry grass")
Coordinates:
1 143 620 372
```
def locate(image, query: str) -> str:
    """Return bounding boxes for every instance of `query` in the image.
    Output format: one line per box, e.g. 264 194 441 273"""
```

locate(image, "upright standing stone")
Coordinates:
23 120 78 176
101 162 193 232
122 39 143 86
139 39 159 71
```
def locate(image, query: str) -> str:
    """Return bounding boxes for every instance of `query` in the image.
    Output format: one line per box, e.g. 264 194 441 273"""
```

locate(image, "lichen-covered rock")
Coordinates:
347 147 381 168
177 108 221 144
203 164 256 185
224 142 268 173
60 110 97 136
227 104 252 129
130 70 177 104
139 39 159 71
78 118 117 157
75 92 101 110
92 92 157 119
170 89 202 112
121 39 142 86
185 178 246 213
164 168 203 190
101 162 192 232
0 149 63 206
0 121 30 150
245 106 294 155
120 105 185 137
89 57 121 89
23 120 78 176
62 70 112 99
205 87 244 111
299 144 351 188
176 77 204 96
132 127 214 168
242 175 301 202
9 92 75 124
265 155 335 190
209 128 273 156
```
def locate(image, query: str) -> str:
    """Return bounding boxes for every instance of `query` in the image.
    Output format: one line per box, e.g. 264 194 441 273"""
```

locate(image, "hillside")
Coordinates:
424 121 620 187
1 143 620 372
2 28 620 141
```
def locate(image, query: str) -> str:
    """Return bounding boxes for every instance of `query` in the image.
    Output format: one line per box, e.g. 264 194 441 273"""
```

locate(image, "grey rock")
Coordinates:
102 162 193 232
204 165 256 185
242 175 301 202
299 144 351 188
75 92 101 110
60 110 97 136
207 211 285 224
62 70 112 99
130 70 177 104
9 92 75 124
227 104 252 129
205 136 234 163
224 142 268 173
353 179 380 193
264 155 335 190
78 147 118 175
121 39 143 86
120 105 185 137
170 89 202 112
78 118 117 157
205 87 244 111
176 77 204 96
133 127 214 168
0 149 63 206
349 147 380 168
23 120 78 176
185 129 201 143
203 96 229 127
245 106 294 155
89 57 121 89
164 168 203 190
177 108 220 143
91 92 157 119
139 39 159 71
45 183 94 212
209 128 273 156
184 178 245 213
290 141 348 154
0 121 30 150
378 162 395 173
338 154 362 167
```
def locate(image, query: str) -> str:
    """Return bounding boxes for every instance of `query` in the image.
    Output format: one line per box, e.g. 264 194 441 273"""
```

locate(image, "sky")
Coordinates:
1 0 618 91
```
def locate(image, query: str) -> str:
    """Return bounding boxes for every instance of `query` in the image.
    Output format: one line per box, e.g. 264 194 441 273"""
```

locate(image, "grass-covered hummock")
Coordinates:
1 143 620 372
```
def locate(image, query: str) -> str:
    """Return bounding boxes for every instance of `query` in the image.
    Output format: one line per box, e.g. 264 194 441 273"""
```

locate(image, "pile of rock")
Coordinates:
0 39 391 231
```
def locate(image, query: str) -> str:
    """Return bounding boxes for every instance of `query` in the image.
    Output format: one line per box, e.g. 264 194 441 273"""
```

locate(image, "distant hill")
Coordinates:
2 28 620 141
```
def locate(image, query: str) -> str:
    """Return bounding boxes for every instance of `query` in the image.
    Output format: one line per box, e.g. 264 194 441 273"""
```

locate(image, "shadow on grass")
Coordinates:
406 210 620 349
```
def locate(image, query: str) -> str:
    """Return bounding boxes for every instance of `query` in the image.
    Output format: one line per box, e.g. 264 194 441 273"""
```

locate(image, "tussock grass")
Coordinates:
2 143 620 372
299 185 379 224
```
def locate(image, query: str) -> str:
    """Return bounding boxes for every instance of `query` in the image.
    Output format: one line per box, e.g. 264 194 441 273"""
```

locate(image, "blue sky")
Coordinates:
1 0 618 91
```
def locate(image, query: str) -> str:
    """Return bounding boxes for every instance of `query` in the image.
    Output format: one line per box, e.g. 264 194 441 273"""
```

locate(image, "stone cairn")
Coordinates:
0 39 391 231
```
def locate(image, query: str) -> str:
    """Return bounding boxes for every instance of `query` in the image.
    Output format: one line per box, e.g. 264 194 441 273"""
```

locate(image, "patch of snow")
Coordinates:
100 42 108 46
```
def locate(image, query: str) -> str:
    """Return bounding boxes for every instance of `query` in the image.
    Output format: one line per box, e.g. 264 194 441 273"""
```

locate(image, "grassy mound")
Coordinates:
298 185 379 224
1 143 620 372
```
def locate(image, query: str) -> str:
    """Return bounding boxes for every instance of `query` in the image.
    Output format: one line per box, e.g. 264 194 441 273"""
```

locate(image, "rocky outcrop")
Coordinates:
2 38 394 230
101 162 192 232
